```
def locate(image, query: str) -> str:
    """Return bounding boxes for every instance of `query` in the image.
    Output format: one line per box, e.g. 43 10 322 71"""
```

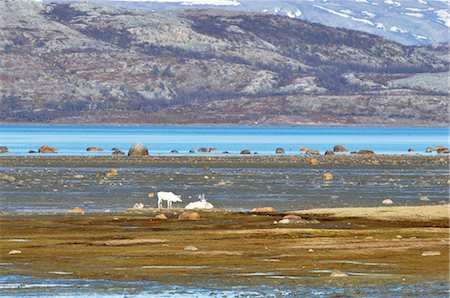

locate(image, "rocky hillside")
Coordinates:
77 0 450 46
0 0 448 126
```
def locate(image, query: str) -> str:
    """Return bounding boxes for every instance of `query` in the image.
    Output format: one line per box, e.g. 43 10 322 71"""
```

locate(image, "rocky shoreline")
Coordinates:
0 154 448 168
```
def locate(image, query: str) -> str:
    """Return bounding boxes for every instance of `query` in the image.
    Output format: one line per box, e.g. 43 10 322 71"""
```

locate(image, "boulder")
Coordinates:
0 146 8 154
357 150 375 155
86 147 103 152
128 143 149 156
407 148 415 152
382 199 394 205
28 150 37 153
306 150 320 155
333 145 348 152
425 147 433 153
421 251 441 256
240 149 251 154
155 214 168 220
178 212 201 220
38 145 57 153
112 149 125 155
198 148 208 153
299 147 308 152
323 173 334 180
0 174 16 183
275 148 285 154
189 149 196 153
171 150 179 154
8 250 22 255
133 203 144 210
184 245 198 251
147 192 155 198
67 207 85 214
436 147 449 154
310 158 318 165
324 150 334 156
106 168 118 177
222 151 229 154
420 196 430 201
435 146 445 151
209 148 218 153
251 207 275 213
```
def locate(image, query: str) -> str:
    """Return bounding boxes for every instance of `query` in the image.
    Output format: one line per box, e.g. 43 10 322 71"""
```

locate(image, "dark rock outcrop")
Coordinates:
38 145 57 153
275 148 285 154
333 145 348 152
357 150 375 155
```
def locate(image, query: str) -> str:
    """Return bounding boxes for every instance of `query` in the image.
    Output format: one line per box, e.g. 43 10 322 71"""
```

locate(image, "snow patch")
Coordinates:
435 9 450 27
362 11 375 18
313 5 350 18
405 12 423 18
390 26 408 33
351 17 374 26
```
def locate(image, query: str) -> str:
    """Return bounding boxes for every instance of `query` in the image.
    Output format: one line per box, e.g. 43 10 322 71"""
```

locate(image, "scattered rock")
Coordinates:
420 196 430 201
0 174 16 183
436 147 449 154
178 212 201 220
184 245 198 251
209 148 218 153
8 250 22 255
382 199 394 205
198 148 208 153
308 249 314 252
38 145 57 153
67 207 85 214
112 149 125 155
147 192 155 198
421 251 441 257
330 269 348 277
251 207 275 213
0 146 8 154
425 147 433 153
73 174 84 179
323 173 334 181
133 203 144 210
306 150 320 155
357 150 375 155
310 158 318 165
106 168 118 178
86 147 103 152
283 215 302 220
240 149 251 154
325 150 334 156
128 143 149 156
154 214 168 220
275 147 285 154
333 145 348 152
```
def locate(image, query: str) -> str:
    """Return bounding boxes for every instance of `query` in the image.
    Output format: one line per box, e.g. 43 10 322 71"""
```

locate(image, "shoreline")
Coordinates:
1 155 448 168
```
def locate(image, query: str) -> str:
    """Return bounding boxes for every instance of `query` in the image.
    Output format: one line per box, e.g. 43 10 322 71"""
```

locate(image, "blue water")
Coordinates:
0 126 448 155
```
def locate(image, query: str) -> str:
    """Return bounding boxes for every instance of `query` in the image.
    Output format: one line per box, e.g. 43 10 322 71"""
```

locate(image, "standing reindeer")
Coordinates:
157 191 182 209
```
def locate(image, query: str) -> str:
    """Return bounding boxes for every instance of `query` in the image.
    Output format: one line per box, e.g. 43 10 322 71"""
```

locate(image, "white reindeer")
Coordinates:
157 191 182 209
185 194 214 210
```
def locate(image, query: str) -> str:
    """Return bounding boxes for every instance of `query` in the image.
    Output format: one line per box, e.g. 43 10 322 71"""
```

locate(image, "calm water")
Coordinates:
0 126 448 155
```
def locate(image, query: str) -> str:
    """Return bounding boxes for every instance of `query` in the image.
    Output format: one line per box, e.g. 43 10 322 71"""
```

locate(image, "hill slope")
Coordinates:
0 0 448 126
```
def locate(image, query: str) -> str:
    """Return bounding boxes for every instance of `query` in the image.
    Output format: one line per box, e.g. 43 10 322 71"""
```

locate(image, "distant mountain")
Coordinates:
47 0 450 45
0 0 448 126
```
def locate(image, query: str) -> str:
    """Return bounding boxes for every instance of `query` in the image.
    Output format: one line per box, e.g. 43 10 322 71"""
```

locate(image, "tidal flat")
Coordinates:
0 155 449 296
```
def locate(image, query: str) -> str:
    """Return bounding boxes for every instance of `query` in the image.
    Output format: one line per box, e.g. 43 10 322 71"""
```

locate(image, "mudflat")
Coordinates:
0 155 448 296
0 206 449 295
